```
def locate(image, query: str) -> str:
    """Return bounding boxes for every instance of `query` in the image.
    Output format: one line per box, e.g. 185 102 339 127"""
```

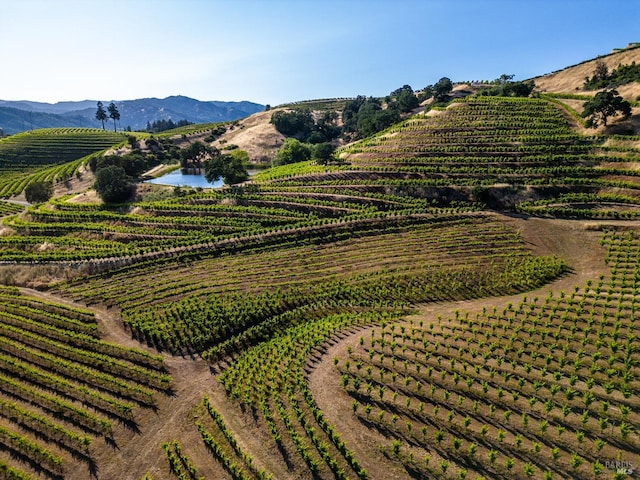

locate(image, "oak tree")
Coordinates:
582 89 631 127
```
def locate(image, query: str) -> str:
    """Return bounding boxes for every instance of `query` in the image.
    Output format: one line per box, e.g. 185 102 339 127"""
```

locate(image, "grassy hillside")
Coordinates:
534 44 640 99
0 129 126 169
0 51 639 479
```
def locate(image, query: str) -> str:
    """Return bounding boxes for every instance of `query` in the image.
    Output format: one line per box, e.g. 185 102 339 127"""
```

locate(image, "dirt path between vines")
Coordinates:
307 216 620 480
22 288 292 480
20 289 219 479
19 215 638 479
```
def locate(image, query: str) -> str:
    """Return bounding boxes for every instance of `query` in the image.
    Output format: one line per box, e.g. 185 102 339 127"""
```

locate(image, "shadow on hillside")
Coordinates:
603 112 640 135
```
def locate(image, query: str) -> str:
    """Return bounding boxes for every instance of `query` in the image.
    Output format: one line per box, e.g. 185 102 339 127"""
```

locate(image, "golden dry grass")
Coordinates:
534 45 640 99
212 109 286 163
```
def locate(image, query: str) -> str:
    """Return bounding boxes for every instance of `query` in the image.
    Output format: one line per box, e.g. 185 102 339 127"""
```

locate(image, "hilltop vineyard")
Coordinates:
267 97 640 214
0 128 128 198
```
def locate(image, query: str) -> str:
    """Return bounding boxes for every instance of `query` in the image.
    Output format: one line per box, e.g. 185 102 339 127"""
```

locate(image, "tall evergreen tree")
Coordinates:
95 101 108 130
107 102 120 132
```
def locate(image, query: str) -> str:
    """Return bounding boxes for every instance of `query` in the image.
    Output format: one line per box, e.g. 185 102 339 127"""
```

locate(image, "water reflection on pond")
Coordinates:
145 169 259 188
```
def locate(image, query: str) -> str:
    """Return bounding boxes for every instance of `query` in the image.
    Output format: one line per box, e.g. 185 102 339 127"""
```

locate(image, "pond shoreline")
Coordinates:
144 166 261 188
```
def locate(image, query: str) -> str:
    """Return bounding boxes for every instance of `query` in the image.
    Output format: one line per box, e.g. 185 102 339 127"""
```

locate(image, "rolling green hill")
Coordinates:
0 128 128 198
0 52 639 479
0 128 126 169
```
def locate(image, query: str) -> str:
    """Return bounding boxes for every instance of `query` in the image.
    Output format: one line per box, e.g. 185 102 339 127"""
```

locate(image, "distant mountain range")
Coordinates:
0 96 264 135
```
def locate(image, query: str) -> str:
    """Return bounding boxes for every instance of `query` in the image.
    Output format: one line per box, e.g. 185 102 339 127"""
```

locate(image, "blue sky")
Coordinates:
1 0 638 105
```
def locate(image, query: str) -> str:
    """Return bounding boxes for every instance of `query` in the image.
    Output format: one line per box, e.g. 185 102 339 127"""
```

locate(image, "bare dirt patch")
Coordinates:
66 189 101 204
212 109 285 163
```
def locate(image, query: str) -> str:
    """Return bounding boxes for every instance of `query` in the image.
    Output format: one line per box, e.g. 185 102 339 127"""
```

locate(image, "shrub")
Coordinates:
25 181 53 203
93 165 133 203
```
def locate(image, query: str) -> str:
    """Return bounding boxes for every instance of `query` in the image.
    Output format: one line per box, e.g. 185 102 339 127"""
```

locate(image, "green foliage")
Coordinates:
359 107 400 138
315 110 341 141
225 150 250 185
270 110 315 137
95 101 108 130
389 85 420 113
181 141 212 171
24 181 53 203
203 148 249 185
271 109 340 143
312 142 335 165
342 96 401 139
477 75 535 98
433 77 453 103
584 59 640 90
582 89 632 127
273 138 312 166
0 460 37 480
341 84 423 139
90 152 158 178
107 102 120 132
93 165 133 203
252 160 327 181
145 118 192 133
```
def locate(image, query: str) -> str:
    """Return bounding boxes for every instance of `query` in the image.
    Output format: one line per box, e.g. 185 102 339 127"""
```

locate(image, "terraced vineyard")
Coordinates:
58 213 564 356
335 230 639 479
0 286 170 480
0 91 639 479
0 128 127 198
276 97 352 111
0 129 126 169
3 98 637 263
267 97 640 215
1 188 438 262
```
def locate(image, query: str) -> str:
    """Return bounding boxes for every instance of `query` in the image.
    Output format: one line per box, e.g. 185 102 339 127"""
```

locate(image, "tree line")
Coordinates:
179 141 249 185
268 79 456 166
145 118 192 133
90 136 179 203
95 101 120 132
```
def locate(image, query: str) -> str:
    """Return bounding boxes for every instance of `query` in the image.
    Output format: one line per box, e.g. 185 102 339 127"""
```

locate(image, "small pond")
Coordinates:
145 169 261 188
145 170 224 188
